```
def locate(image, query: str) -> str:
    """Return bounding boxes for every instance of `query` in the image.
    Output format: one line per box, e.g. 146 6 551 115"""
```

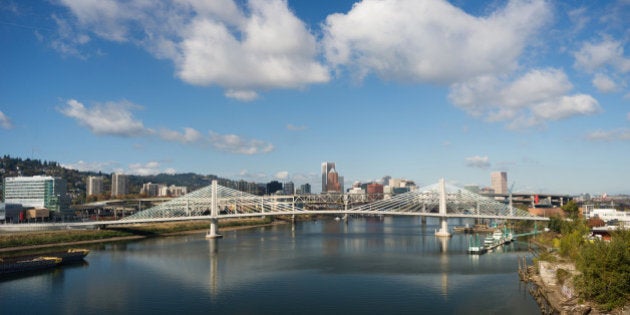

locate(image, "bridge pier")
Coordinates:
206 218 223 239
434 178 451 237
435 217 451 237
206 180 223 239
421 216 426 224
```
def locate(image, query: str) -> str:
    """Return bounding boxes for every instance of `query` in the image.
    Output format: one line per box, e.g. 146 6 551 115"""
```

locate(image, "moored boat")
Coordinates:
467 235 487 254
0 256 62 275
492 229 504 243
483 234 496 247
0 248 89 275
53 249 90 264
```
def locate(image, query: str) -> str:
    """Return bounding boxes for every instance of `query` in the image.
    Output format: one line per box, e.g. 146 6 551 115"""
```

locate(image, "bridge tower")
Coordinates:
206 180 223 239
435 178 451 237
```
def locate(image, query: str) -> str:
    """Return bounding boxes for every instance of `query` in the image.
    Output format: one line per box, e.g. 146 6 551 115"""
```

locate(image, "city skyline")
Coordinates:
2 1 630 195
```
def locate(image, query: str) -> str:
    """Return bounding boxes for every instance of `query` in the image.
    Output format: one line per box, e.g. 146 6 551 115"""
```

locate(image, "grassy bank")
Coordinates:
0 217 275 252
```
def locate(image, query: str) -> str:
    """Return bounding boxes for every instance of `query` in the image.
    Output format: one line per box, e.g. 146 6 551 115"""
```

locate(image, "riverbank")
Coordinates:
520 255 594 314
0 218 284 255
521 237 630 315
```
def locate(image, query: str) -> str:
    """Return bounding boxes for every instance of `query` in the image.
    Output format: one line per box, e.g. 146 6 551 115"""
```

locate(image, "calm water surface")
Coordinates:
1 217 540 314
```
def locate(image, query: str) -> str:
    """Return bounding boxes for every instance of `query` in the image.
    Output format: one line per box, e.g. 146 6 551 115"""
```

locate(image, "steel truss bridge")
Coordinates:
0 179 548 234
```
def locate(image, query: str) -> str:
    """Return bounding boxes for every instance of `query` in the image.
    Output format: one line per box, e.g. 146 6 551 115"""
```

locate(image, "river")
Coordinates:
1 217 540 314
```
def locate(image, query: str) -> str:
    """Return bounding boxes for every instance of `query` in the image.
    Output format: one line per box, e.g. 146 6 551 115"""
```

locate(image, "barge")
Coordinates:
0 249 89 275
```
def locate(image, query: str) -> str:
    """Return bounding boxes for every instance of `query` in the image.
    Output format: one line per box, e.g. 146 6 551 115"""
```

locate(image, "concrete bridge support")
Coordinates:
435 217 450 237
207 218 222 239
435 178 451 237
206 180 223 239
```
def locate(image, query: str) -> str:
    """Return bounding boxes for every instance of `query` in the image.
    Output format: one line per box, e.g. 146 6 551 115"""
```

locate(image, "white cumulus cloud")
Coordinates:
322 0 550 83
274 171 289 180
465 156 490 169
592 73 619 93
56 0 330 99
225 89 259 102
58 99 147 136
0 110 13 129
128 161 163 176
449 68 601 129
208 131 274 155
62 160 117 172
158 127 202 143
58 98 274 154
574 38 630 73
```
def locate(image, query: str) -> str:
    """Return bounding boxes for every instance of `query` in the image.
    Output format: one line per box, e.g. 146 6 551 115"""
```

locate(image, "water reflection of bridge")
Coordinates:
119 179 548 238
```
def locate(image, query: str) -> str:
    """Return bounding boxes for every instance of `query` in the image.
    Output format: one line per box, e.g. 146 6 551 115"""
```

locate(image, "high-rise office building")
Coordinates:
3 176 69 213
339 176 344 193
321 162 344 193
298 183 311 194
111 173 128 197
283 181 295 195
321 162 335 193
491 171 508 195
326 168 341 193
86 176 104 196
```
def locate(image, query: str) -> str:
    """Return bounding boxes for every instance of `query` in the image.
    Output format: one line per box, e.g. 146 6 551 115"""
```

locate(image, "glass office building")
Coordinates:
3 176 69 213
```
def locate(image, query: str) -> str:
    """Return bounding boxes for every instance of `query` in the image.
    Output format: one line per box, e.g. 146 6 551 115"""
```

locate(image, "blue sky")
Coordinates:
1 0 629 195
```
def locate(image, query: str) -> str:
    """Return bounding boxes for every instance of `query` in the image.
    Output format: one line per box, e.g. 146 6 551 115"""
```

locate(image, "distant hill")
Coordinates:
0 155 263 203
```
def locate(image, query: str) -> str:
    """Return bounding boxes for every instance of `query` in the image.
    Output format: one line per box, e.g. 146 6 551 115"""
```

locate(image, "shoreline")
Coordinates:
0 220 286 254
520 258 593 314
521 239 629 315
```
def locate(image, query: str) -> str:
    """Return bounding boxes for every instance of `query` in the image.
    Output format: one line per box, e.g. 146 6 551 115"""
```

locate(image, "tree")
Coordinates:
561 200 580 220
575 229 630 310
586 217 605 228
548 215 564 233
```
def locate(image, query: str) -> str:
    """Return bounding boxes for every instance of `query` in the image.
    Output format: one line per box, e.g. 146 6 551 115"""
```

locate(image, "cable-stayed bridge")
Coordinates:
0 179 548 234
118 179 547 238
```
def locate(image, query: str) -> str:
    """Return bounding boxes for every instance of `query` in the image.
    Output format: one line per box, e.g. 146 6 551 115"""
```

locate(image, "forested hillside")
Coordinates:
0 156 256 203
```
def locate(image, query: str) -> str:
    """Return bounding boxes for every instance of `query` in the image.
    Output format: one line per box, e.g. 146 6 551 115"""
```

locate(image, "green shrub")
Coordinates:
574 229 630 311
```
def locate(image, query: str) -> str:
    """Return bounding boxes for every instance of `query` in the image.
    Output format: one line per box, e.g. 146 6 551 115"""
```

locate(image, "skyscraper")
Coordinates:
299 183 311 194
321 162 335 193
283 181 295 195
491 171 508 195
326 167 341 193
111 173 128 197
86 176 104 196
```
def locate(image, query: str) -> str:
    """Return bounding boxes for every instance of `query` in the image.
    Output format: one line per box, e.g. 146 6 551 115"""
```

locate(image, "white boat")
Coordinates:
467 235 487 255
483 234 496 246
492 229 504 242
506 232 514 242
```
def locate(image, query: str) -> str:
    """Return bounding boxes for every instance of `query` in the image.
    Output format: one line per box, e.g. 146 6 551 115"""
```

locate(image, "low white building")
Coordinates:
585 207 630 225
